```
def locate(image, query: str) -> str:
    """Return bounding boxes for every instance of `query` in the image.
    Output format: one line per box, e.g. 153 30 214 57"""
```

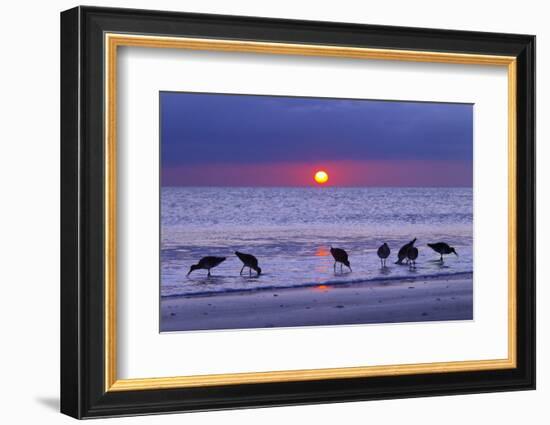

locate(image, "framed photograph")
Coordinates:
60 6 535 419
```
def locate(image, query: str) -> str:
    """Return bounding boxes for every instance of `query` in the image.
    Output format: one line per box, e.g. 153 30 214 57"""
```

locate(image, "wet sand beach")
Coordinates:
160 274 473 332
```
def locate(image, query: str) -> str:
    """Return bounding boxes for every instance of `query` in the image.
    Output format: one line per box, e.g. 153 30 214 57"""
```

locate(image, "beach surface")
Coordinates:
160 274 472 332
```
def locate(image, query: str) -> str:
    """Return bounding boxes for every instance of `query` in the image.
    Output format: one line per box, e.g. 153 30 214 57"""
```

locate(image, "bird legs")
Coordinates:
240 265 257 277
334 261 352 273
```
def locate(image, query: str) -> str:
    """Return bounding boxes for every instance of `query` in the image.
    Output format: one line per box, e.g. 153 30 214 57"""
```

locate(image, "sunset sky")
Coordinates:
160 92 473 187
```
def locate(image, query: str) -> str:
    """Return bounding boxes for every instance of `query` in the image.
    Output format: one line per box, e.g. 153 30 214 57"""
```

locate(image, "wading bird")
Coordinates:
427 242 458 262
235 251 262 276
377 243 390 267
396 238 417 264
407 246 419 270
187 256 226 277
330 246 352 273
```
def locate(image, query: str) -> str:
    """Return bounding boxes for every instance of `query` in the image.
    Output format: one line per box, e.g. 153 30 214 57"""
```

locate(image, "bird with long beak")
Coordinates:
187 256 226 277
396 238 417 264
330 246 352 273
427 242 458 263
235 251 262 276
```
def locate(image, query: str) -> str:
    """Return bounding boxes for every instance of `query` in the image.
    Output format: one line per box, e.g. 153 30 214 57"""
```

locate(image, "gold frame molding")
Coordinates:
104 33 517 392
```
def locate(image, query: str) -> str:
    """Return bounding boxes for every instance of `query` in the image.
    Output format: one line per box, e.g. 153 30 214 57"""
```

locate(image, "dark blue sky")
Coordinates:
160 92 473 186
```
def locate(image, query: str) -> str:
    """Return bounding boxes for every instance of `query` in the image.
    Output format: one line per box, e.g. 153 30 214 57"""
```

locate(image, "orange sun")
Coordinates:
314 170 329 184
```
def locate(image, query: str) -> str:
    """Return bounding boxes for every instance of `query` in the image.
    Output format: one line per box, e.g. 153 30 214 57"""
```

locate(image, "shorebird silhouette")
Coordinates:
187 256 226 277
377 243 390 267
396 238 417 264
330 246 352 273
427 242 458 262
235 251 262 276
407 246 419 270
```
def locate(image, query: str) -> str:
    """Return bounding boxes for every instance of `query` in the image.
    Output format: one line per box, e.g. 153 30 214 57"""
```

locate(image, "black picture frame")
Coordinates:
61 5 535 419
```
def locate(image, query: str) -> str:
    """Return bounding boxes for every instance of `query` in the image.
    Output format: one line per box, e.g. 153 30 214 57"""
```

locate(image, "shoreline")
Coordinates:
161 271 472 299
160 274 473 332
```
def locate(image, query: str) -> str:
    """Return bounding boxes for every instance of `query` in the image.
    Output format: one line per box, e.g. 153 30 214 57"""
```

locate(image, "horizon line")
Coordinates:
160 185 473 189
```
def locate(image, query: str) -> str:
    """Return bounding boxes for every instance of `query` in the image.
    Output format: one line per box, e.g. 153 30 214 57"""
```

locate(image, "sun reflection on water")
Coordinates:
315 246 329 257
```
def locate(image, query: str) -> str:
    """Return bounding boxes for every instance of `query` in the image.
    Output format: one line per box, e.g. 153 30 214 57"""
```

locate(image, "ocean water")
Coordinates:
161 187 473 297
